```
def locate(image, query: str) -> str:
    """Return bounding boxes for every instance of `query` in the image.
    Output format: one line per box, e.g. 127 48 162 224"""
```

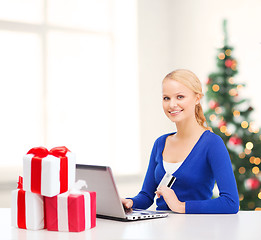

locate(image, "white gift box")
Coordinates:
23 146 75 197
11 187 45 230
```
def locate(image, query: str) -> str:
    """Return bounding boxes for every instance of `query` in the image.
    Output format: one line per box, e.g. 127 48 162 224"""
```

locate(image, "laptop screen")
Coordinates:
76 164 126 218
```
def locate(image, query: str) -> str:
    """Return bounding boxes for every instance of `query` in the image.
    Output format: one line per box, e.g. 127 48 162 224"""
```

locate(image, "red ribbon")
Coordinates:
27 146 70 195
68 194 85 232
17 176 23 189
17 176 26 229
45 196 58 231
50 146 69 193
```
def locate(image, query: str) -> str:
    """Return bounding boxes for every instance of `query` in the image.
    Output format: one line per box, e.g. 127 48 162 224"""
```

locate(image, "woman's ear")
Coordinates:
195 94 201 105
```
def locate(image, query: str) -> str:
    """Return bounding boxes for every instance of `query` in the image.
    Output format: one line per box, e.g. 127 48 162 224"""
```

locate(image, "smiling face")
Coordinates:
162 78 200 123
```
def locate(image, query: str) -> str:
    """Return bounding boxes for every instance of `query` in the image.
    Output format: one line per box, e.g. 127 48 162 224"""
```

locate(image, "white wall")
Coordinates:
138 0 261 172
138 0 174 172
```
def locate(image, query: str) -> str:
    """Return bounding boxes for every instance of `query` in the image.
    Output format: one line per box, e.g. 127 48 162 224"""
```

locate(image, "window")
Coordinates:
0 0 140 176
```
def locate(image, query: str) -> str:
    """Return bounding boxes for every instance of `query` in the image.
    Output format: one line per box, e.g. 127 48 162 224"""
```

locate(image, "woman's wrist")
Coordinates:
178 201 185 213
166 198 185 213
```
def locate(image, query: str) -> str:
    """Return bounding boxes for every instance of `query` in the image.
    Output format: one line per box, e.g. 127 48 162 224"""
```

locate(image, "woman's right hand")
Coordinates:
121 198 133 209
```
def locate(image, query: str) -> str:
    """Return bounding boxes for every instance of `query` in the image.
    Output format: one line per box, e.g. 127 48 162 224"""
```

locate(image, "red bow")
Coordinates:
49 146 70 157
27 146 70 158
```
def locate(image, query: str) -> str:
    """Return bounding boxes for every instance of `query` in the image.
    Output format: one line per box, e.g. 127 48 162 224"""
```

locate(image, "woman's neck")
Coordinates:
174 117 205 140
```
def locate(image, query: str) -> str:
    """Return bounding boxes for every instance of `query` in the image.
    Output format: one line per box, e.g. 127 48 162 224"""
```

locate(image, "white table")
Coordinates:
1 208 261 240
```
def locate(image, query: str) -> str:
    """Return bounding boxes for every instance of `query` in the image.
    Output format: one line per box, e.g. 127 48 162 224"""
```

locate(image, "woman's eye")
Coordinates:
177 95 184 99
163 97 170 101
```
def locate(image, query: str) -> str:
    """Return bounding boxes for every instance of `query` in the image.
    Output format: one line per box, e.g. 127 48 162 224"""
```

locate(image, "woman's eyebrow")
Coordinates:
162 91 186 96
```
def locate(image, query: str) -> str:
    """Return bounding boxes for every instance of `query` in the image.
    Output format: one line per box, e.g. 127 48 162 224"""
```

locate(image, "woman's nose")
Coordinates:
169 99 178 108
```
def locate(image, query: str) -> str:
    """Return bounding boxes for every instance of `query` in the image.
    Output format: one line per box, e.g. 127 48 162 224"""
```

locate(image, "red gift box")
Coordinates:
45 189 96 232
23 146 75 197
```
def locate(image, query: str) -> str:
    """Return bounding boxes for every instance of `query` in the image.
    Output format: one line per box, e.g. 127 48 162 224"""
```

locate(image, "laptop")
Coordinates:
76 164 169 221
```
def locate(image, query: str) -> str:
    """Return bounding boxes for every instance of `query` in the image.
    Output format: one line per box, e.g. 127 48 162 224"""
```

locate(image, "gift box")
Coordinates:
45 180 96 232
23 146 75 197
11 177 45 230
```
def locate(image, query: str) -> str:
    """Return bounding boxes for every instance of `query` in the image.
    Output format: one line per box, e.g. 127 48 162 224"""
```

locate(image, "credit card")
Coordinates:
157 173 176 189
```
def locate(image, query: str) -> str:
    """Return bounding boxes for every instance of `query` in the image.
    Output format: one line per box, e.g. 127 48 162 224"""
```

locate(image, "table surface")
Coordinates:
1 208 261 240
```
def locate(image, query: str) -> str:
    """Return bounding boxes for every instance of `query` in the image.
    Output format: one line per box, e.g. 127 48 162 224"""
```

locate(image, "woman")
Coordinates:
122 69 239 214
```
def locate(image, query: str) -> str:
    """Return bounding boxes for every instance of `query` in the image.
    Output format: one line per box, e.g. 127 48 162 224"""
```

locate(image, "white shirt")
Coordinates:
163 160 183 174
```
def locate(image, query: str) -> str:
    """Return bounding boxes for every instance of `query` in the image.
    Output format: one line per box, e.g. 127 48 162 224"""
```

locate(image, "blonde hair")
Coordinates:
163 69 210 130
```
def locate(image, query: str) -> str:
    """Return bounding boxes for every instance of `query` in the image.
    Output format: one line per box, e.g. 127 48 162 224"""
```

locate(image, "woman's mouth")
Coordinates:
169 110 183 116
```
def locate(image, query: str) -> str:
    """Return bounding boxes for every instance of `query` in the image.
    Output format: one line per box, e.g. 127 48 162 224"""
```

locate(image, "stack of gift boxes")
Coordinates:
11 146 96 232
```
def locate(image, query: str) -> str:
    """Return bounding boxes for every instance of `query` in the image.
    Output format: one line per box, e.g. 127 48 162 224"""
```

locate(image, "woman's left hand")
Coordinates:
155 186 185 213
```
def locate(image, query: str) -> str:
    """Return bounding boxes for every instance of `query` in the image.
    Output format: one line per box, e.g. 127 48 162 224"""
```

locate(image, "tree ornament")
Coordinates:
206 78 212 85
227 134 244 153
208 100 219 109
244 178 260 191
225 59 233 68
229 135 242 145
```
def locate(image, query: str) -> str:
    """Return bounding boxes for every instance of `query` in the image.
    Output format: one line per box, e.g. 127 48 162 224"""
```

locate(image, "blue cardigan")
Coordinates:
131 130 239 214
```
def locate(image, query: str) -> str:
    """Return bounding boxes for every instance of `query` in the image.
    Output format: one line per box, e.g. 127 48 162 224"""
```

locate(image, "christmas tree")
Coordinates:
205 20 261 210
